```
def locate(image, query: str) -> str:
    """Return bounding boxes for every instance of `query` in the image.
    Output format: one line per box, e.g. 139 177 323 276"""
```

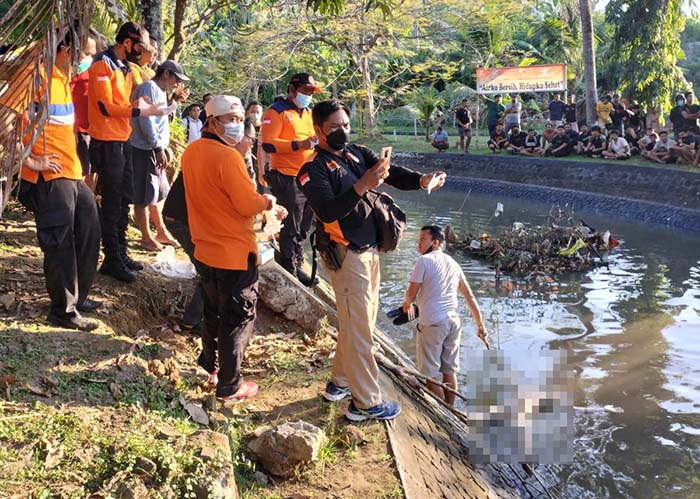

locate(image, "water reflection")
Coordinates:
379 187 700 498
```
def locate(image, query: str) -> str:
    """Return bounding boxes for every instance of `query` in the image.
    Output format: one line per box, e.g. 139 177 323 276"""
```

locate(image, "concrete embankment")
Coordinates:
393 152 700 231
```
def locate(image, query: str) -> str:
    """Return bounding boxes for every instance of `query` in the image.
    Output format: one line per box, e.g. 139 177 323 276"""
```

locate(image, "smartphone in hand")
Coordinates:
380 146 392 161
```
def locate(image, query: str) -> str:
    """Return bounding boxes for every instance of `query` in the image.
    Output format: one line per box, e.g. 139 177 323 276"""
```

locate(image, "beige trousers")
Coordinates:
324 247 382 409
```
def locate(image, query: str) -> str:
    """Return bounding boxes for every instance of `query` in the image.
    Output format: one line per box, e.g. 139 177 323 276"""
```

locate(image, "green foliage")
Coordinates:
604 0 689 114
408 86 444 140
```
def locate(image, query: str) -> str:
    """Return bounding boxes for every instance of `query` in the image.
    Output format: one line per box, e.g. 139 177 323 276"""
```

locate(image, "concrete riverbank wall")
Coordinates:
393 153 700 231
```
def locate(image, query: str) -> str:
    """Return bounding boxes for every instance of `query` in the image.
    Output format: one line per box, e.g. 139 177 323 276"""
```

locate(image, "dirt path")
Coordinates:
0 202 403 499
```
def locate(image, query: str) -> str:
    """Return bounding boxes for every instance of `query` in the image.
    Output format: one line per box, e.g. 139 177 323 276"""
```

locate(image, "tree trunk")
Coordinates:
579 0 597 125
168 0 187 61
140 0 164 48
359 54 377 136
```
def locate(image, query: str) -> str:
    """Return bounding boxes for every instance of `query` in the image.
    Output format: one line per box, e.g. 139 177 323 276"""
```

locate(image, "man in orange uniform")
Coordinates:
21 35 101 331
88 21 164 283
260 73 320 286
182 95 287 402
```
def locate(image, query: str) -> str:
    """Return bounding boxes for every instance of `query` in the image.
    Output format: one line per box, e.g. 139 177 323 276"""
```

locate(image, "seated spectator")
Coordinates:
638 128 657 152
602 129 630 159
575 124 591 154
431 126 449 151
505 124 527 153
668 129 700 165
519 129 542 157
564 122 579 147
643 130 675 163
543 125 571 157
548 93 565 127
624 126 641 155
487 123 507 152
541 122 556 149
584 125 606 157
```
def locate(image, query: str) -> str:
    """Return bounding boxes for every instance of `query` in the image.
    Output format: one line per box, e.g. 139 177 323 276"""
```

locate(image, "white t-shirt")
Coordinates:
184 117 202 143
609 136 630 155
653 138 675 152
409 250 466 325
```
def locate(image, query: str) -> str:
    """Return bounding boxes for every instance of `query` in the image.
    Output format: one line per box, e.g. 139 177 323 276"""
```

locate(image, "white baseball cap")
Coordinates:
205 95 244 119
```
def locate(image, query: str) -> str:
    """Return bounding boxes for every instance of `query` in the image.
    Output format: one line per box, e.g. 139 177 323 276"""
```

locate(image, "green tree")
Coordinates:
605 0 688 114
409 86 443 141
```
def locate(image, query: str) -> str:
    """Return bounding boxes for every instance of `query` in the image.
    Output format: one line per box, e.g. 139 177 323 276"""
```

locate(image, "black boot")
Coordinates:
47 312 98 331
100 253 137 283
119 244 144 271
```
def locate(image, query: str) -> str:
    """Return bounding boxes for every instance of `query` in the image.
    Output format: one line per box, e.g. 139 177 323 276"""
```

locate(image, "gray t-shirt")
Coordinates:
504 102 522 125
409 250 466 325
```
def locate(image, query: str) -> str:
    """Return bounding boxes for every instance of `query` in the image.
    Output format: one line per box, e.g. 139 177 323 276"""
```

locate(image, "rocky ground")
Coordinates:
0 201 403 499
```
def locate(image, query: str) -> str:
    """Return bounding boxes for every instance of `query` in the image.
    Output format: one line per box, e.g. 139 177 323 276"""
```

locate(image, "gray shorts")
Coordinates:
416 313 461 379
132 147 170 207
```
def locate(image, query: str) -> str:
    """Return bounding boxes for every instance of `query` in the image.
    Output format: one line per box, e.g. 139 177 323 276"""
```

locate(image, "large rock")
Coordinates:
188 430 239 499
247 420 326 478
258 262 333 334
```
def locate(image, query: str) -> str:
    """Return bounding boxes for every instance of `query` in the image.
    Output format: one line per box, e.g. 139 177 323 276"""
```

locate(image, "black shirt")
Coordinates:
566 130 579 143
670 106 685 132
162 172 188 222
589 135 606 150
297 144 422 250
551 134 569 149
682 104 700 131
563 103 576 123
508 131 527 147
624 133 639 148
611 103 627 126
578 132 591 146
490 130 507 143
524 134 540 149
455 108 471 128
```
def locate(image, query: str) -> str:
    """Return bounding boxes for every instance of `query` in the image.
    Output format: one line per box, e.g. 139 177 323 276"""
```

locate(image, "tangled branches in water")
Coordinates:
445 206 620 279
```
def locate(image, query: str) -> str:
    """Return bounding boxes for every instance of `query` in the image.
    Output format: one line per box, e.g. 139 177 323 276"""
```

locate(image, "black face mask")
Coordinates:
326 128 348 151
126 42 142 64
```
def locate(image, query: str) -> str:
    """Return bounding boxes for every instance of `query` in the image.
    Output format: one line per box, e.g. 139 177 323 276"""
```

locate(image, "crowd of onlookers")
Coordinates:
432 92 700 166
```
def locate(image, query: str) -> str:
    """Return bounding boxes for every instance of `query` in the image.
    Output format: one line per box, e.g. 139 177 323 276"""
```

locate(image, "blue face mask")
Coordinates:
293 92 313 109
78 60 91 73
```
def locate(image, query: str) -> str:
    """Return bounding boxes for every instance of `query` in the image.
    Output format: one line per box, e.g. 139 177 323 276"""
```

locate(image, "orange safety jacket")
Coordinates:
21 65 81 184
259 98 315 177
87 47 140 142
181 132 269 270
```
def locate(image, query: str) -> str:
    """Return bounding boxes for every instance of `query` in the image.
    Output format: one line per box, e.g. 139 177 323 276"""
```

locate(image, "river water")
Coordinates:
375 186 700 498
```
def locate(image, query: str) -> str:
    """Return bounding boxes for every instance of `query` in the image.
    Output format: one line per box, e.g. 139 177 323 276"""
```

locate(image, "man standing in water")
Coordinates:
401 225 489 406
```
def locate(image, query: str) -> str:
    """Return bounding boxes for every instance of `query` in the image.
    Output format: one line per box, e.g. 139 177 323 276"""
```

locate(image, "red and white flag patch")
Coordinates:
299 173 311 186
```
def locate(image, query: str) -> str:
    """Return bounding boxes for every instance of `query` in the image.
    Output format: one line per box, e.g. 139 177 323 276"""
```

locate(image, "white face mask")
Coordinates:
293 92 313 109
217 119 244 144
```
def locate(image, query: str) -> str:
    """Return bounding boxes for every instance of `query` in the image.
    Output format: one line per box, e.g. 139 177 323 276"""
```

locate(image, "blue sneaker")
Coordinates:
322 380 351 402
345 400 401 422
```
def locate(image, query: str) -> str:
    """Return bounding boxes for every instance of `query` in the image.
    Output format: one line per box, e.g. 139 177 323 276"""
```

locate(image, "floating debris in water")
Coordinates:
445 206 619 279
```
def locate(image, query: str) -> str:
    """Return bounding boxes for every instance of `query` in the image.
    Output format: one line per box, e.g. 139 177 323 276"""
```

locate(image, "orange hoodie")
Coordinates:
181 134 269 270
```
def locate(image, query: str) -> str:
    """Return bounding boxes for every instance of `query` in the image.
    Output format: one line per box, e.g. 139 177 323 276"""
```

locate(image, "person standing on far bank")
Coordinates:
260 73 320 286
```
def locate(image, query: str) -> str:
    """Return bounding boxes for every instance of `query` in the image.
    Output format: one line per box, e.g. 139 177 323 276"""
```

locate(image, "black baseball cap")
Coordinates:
116 22 144 44
158 60 190 81
289 72 322 94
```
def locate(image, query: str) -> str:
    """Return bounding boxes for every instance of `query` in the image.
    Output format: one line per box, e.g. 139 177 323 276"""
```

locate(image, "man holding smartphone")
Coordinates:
297 99 447 422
